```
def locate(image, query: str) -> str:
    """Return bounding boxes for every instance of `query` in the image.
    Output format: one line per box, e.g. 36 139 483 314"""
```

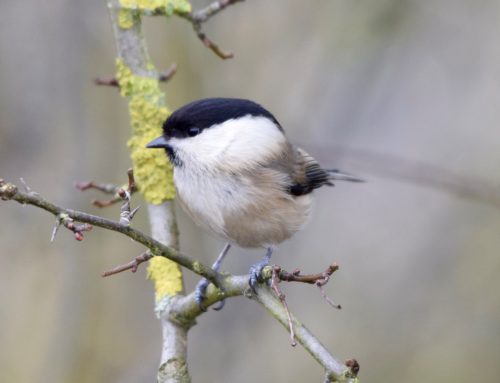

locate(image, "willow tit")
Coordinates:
147 98 362 307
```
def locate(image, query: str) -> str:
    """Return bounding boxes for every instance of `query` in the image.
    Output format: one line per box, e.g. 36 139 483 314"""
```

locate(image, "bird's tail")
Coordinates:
327 169 365 183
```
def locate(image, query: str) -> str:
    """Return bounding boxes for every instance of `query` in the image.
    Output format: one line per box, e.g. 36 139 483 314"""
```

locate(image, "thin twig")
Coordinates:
76 168 137 208
178 0 244 59
278 262 339 284
94 77 119 87
50 213 93 242
317 282 341 310
158 63 178 82
102 251 153 277
277 263 342 309
271 266 296 346
116 169 140 225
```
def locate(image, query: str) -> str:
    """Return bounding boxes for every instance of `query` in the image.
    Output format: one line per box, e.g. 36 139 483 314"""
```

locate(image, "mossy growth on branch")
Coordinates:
147 258 184 300
115 58 175 205
119 0 191 14
115 58 183 298
118 8 137 29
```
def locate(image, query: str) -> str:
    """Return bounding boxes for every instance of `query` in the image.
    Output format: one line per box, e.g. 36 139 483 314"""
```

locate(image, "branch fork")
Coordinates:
178 0 245 59
1 177 359 381
265 264 342 347
75 168 137 208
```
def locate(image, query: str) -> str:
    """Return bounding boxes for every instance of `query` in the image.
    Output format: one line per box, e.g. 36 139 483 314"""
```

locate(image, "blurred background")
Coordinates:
1 0 500 382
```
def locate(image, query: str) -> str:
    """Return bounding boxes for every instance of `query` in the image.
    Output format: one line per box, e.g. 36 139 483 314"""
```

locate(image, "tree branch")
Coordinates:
0 179 220 286
102 250 153 277
177 0 245 59
1 178 359 381
169 276 359 382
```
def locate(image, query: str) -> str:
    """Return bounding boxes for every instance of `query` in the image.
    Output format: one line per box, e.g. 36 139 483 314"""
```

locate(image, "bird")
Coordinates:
147 98 363 309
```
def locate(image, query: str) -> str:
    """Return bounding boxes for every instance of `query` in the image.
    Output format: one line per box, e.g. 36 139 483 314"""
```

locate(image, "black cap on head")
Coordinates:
161 98 283 139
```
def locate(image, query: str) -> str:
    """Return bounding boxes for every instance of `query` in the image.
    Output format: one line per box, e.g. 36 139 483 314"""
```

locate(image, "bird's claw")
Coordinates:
194 278 226 312
195 278 210 312
248 260 269 293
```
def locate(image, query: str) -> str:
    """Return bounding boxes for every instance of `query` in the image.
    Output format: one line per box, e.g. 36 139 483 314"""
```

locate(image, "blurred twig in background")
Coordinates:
319 145 500 209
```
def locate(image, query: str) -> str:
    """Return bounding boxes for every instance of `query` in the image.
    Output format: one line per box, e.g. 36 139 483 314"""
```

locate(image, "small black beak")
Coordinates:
146 136 169 148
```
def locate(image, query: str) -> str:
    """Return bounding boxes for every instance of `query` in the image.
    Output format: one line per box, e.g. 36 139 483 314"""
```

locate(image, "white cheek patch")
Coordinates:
171 115 286 170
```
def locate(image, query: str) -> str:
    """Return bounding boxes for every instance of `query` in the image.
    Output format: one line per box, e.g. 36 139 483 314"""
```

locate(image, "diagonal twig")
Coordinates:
76 168 137 208
271 266 297 346
178 0 245 59
102 251 153 277
277 263 342 309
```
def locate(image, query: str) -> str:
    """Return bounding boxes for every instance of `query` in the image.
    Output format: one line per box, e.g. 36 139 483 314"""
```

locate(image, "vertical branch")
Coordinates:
148 203 189 381
105 1 188 382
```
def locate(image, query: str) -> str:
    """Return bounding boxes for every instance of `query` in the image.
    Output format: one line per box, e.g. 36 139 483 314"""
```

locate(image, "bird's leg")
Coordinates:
249 246 274 292
195 243 231 311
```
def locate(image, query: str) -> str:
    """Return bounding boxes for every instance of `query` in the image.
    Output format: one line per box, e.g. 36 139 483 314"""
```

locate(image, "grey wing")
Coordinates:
288 148 332 196
289 148 364 196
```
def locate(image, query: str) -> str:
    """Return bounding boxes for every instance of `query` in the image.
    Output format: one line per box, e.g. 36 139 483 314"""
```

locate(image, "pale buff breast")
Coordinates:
223 190 313 248
174 164 313 249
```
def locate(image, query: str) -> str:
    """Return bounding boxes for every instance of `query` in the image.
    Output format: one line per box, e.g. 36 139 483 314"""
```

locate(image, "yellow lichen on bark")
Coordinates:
119 0 191 14
116 58 182 298
147 257 184 299
116 59 175 204
118 8 136 29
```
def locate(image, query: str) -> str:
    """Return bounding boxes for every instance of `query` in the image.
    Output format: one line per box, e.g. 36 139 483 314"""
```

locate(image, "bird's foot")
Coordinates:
194 278 225 312
248 258 270 293
194 243 231 311
248 247 274 293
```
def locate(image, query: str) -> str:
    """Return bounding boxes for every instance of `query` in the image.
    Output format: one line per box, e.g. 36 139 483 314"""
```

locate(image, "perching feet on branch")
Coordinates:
248 247 274 292
195 243 232 311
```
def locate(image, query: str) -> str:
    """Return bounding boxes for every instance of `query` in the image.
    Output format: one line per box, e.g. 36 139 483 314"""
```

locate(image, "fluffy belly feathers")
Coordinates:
174 168 312 248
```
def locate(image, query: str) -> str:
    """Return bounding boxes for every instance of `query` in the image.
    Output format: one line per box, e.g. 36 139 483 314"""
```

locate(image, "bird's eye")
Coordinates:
187 127 201 137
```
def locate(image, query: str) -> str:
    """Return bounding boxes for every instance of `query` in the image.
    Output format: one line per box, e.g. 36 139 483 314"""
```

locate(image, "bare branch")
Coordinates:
102 251 153 277
317 282 342 310
158 63 178 82
170 276 357 382
191 0 245 23
277 262 339 284
93 77 119 87
0 179 221 285
178 0 245 59
270 266 296 346
1 177 357 381
274 263 342 309
50 213 93 242
76 168 137 208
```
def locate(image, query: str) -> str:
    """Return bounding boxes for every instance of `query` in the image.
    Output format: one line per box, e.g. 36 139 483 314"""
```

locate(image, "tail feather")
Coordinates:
327 169 365 183
289 147 364 196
